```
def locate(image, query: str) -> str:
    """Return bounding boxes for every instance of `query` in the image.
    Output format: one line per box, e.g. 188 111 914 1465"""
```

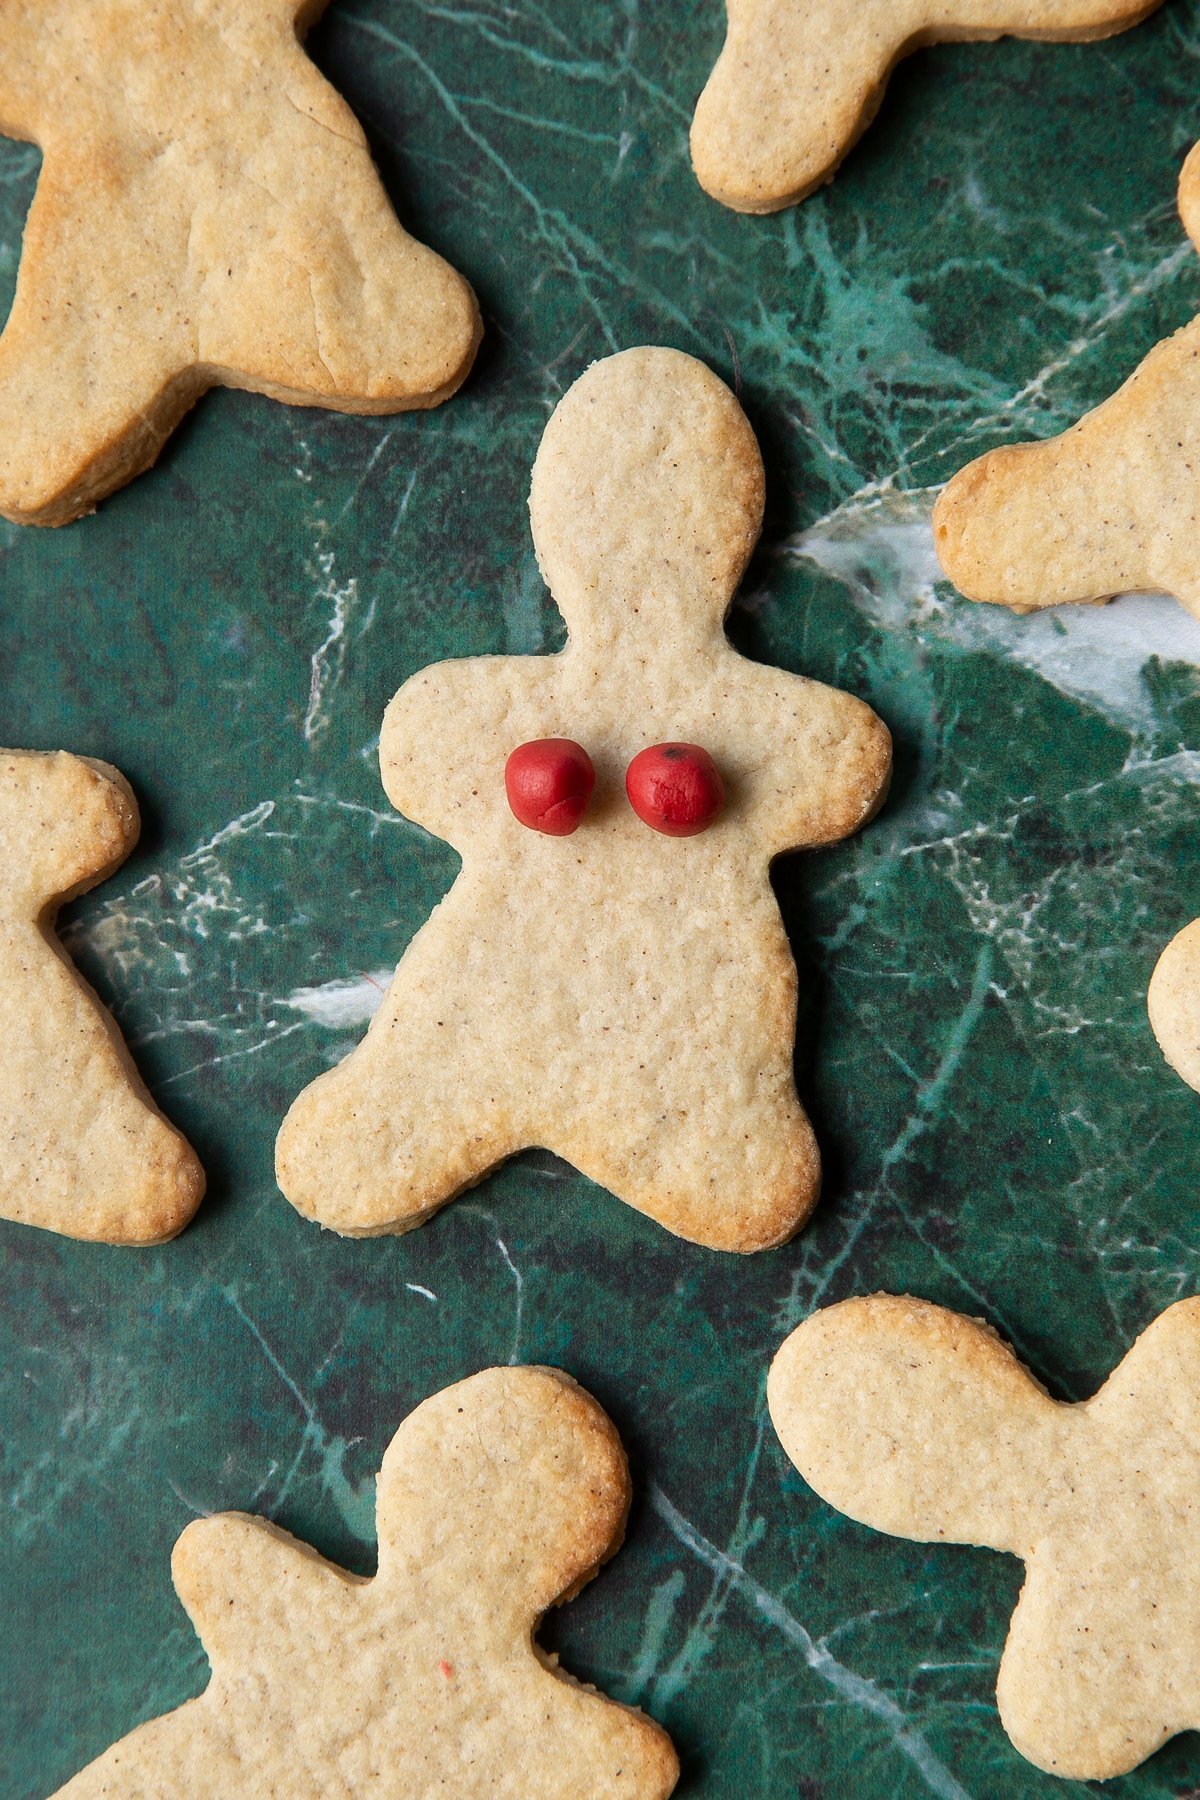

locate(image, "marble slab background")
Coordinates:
3 3 1200 1796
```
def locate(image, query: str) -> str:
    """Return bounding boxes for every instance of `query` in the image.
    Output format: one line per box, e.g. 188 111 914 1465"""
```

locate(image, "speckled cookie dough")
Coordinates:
50 1366 679 1800
1148 916 1200 1094
276 346 891 1253
0 0 481 526
691 0 1162 213
935 139 1200 618
769 1293 1200 1780
0 749 203 1242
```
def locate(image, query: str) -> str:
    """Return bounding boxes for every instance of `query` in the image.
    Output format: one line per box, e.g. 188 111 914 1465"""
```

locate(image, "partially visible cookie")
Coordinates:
769 1294 1200 1780
276 346 891 1253
691 0 1162 214
0 0 481 525
1148 917 1200 1094
0 749 203 1242
936 139 1200 618
50 1366 679 1800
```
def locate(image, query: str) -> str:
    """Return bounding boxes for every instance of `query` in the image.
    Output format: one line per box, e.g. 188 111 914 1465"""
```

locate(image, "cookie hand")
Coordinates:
172 1514 354 1665
0 752 139 914
736 667 891 855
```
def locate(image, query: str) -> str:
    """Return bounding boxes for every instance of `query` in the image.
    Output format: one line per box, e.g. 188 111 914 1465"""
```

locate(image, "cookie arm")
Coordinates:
529 1665 679 1800
380 657 560 851
0 751 139 916
0 149 202 526
171 1513 357 1666
936 143 1200 622
0 14 49 142
1086 1296 1200 1442
734 665 891 855
692 0 1162 214
768 1296 1061 1556
934 315 1200 620
996 1299 1200 1782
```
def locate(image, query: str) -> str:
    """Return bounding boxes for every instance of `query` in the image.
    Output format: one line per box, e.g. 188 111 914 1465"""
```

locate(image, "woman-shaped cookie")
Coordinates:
277 348 891 1253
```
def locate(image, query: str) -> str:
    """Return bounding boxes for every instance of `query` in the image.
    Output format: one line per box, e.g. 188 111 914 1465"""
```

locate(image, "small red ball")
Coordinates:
625 743 724 837
505 738 595 835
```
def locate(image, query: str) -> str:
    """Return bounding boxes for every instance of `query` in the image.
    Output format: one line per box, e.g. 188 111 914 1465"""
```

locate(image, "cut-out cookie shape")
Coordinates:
769 1294 1200 1779
276 347 892 1253
1148 917 1200 1093
0 0 481 526
50 1366 679 1800
691 0 1162 213
936 139 1200 618
0 750 203 1241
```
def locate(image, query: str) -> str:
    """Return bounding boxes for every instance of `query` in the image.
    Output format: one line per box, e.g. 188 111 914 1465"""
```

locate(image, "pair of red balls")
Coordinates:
505 739 724 838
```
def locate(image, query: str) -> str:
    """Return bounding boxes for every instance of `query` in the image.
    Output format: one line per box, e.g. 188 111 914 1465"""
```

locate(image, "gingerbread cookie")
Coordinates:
769 1294 1200 1779
936 139 1200 617
276 347 891 1253
0 750 203 1242
50 1366 679 1800
691 0 1162 213
1148 917 1200 1094
0 0 481 526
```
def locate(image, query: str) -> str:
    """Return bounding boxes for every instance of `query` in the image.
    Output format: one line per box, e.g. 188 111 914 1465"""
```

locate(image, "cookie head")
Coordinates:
1148 917 1200 1095
374 1366 631 1618
1179 139 1200 255
528 347 764 641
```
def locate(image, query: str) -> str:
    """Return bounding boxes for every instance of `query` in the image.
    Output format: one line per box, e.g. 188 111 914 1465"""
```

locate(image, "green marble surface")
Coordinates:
3 3 1200 1796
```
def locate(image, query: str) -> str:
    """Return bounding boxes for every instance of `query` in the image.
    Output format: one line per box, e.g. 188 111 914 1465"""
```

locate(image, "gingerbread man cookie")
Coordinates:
691 0 1162 213
0 0 480 526
0 750 203 1242
937 139 1200 618
50 1366 679 1800
769 1294 1200 1779
276 347 891 1253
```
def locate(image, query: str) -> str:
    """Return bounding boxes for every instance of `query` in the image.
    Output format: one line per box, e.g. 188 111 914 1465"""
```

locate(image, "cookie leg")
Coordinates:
934 314 1200 619
558 1072 821 1253
0 967 205 1244
276 1005 524 1237
0 754 204 1242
